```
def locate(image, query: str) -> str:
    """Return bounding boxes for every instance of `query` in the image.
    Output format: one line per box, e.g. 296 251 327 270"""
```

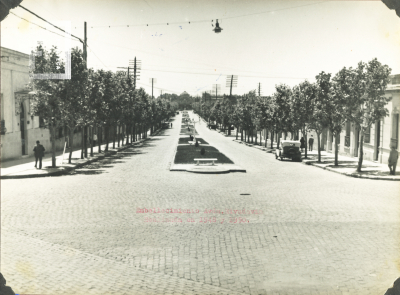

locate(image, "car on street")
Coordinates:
275 139 302 161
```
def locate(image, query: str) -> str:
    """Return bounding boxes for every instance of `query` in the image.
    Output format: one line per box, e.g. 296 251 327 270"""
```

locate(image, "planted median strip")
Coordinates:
174 145 234 164
178 137 209 145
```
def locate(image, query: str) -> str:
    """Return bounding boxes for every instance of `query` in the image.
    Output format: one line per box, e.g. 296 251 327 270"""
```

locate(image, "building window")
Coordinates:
364 126 370 143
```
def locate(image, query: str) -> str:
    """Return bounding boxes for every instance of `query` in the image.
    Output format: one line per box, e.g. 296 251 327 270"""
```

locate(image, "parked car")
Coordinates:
275 140 302 161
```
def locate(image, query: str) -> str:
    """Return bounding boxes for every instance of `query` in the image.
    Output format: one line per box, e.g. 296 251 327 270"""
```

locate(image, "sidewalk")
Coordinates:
212 127 400 181
1 130 160 180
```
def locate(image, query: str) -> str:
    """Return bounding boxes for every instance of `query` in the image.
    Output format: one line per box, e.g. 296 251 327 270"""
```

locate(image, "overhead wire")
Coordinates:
70 1 325 29
18 4 84 43
9 11 80 41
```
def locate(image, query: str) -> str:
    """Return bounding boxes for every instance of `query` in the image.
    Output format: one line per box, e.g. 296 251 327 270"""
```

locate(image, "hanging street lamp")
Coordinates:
212 19 223 33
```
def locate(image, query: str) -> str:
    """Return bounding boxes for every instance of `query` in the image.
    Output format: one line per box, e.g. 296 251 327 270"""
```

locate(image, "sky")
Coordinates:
2 0 400 97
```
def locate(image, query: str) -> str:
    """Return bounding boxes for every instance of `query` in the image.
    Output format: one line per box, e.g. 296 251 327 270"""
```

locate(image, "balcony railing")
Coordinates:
391 138 398 149
344 136 350 147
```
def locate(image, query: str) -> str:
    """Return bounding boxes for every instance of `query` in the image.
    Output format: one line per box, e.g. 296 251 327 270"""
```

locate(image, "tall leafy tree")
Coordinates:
291 80 317 158
272 84 292 148
30 45 65 167
329 67 354 166
311 72 332 162
347 59 392 172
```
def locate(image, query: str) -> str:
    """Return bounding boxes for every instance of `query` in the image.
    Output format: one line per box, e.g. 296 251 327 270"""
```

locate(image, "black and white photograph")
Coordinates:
1 0 400 294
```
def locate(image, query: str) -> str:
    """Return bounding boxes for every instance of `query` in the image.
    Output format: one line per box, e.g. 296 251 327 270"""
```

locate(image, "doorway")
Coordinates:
375 120 381 161
20 103 26 155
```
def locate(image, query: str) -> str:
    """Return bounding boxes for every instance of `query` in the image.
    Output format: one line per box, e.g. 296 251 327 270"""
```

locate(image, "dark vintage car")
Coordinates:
275 140 302 161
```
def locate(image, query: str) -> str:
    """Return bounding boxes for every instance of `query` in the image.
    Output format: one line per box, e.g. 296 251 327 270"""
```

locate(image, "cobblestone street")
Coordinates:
1 112 400 295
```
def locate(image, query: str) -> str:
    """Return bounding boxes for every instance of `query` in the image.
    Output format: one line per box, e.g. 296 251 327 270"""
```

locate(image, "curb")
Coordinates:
1 132 159 180
303 161 400 181
231 138 399 181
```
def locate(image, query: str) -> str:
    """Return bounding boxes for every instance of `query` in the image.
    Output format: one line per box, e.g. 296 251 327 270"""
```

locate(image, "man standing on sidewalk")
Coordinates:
33 140 45 169
388 146 398 175
309 135 314 151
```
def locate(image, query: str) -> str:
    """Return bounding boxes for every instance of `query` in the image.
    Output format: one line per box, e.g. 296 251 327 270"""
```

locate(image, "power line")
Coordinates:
18 4 83 43
87 45 110 70
70 1 325 29
138 68 307 80
9 11 81 41
88 38 305 79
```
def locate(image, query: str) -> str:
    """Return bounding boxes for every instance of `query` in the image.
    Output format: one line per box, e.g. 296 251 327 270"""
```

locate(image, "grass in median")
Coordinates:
180 129 198 135
178 137 209 145
174 145 234 164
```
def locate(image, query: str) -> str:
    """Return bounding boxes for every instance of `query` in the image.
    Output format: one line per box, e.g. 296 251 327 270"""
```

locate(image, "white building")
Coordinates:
1 47 82 161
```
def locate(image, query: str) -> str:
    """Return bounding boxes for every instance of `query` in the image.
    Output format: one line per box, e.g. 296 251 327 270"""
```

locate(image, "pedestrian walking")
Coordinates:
388 146 398 175
300 137 305 152
33 140 45 169
308 135 314 151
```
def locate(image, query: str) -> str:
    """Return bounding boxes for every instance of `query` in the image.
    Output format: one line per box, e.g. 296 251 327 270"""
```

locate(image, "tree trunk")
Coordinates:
117 125 120 147
334 133 339 166
126 123 130 145
81 127 84 159
270 131 274 149
98 127 102 153
68 127 75 164
51 124 56 167
265 129 267 147
317 131 321 162
105 125 109 152
304 132 308 159
90 126 94 157
277 134 280 149
87 126 91 157
241 128 243 141
84 126 88 158
133 124 136 143
236 127 238 140
357 129 364 172
113 125 116 149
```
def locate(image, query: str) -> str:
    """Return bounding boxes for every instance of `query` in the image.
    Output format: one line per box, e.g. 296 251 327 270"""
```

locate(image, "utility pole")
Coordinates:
149 78 157 99
226 75 238 98
258 82 261 97
129 58 141 90
212 84 221 103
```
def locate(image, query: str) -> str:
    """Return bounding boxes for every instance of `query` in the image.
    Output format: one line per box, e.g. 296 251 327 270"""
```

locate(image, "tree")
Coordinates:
311 72 332 162
348 59 392 172
30 45 66 167
272 84 292 149
58 48 89 163
291 81 316 158
329 67 354 166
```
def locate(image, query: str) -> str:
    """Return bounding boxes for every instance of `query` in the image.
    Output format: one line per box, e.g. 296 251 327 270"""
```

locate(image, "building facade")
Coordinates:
332 74 400 167
1 47 82 162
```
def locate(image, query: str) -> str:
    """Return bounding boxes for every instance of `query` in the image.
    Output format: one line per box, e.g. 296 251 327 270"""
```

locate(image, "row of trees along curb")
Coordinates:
194 58 392 172
30 45 177 167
